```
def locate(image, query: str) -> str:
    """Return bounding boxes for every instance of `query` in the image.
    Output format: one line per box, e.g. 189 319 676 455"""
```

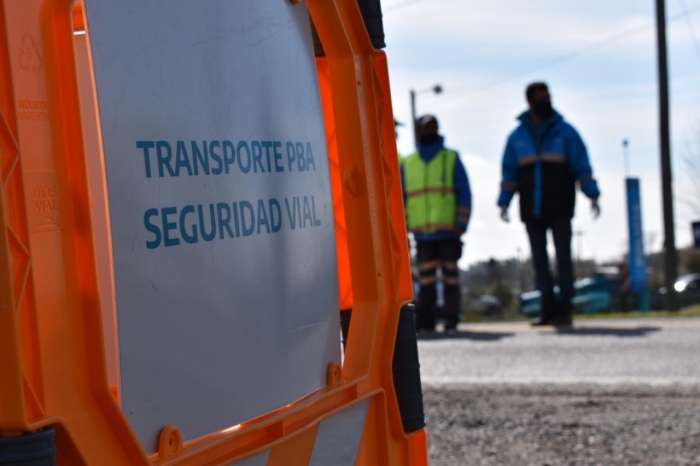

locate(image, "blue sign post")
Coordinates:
693 221 700 249
626 178 649 311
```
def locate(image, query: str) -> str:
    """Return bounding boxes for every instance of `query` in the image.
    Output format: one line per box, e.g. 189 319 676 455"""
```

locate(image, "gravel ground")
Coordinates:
424 383 700 466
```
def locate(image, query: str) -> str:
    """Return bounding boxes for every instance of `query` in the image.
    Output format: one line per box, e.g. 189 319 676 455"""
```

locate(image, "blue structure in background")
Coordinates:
626 179 647 293
626 178 649 311
693 221 700 249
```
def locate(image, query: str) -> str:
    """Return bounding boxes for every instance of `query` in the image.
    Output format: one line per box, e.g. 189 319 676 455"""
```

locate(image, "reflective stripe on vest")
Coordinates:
403 149 458 233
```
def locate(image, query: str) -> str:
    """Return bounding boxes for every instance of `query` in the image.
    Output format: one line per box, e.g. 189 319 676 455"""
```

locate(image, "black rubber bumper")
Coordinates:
392 304 426 432
0 428 56 466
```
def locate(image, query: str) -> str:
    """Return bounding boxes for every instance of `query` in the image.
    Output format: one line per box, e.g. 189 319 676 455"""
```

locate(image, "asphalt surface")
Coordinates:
418 318 700 465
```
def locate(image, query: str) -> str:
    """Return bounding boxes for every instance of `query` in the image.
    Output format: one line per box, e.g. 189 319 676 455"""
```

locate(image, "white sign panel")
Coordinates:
83 0 340 452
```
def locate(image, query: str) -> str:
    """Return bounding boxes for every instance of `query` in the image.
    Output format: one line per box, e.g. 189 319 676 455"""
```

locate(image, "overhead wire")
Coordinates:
445 5 700 98
384 0 425 13
677 0 700 62
383 1 700 99
453 25 657 97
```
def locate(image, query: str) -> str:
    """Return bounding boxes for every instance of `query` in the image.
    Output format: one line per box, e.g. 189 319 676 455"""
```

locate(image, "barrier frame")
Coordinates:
0 0 424 463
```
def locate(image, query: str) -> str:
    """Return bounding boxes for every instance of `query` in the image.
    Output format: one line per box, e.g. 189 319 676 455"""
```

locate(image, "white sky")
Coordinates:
383 0 700 267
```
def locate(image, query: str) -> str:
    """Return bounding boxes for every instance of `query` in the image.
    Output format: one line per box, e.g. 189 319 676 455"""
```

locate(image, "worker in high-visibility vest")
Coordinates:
401 115 472 332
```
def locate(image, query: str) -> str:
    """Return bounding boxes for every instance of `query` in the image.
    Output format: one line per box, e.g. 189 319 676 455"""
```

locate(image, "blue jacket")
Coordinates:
401 136 472 241
497 110 600 222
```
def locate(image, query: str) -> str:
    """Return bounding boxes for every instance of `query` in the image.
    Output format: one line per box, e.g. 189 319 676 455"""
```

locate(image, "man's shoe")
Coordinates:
444 323 458 333
531 317 552 327
551 317 573 329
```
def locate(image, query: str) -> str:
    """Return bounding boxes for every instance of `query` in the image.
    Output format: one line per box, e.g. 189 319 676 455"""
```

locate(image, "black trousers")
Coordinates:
415 238 463 329
525 217 574 320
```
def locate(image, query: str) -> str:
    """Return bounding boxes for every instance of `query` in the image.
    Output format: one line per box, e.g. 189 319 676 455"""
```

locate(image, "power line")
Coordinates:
384 0 424 12
445 5 700 98
678 0 700 61
386 3 700 100
456 26 655 96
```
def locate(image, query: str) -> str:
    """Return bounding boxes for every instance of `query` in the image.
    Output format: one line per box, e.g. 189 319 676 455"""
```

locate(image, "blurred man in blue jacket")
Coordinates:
402 115 472 332
498 82 601 327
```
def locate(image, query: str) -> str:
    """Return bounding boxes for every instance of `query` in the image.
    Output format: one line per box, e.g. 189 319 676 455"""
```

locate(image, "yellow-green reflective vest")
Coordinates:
403 149 458 233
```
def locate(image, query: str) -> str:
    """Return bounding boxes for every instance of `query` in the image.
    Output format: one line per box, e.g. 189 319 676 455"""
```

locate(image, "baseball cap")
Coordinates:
417 114 438 130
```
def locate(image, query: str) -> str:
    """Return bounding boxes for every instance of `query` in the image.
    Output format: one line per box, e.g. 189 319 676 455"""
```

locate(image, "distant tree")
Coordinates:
492 282 513 311
680 132 700 219
685 250 700 274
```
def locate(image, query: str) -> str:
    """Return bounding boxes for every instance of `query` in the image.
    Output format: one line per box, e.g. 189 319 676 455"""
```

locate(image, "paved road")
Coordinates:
418 317 700 386
419 318 700 465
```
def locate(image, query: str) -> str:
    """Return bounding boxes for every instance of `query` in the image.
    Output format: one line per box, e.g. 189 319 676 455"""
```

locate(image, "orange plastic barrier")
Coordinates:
0 0 423 464
318 58 354 312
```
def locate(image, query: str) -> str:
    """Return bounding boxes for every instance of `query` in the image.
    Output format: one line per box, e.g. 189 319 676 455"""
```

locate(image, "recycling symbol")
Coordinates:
18 33 43 73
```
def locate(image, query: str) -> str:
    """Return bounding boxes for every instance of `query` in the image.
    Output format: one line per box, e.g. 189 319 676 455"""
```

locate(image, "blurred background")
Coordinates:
384 3 700 464
385 0 700 320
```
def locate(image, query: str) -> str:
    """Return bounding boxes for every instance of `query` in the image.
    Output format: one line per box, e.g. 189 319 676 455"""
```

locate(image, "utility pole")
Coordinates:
655 0 679 310
410 89 417 149
409 84 442 150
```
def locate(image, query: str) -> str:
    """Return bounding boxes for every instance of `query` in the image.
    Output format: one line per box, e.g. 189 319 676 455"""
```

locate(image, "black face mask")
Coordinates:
533 100 553 120
418 133 440 145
